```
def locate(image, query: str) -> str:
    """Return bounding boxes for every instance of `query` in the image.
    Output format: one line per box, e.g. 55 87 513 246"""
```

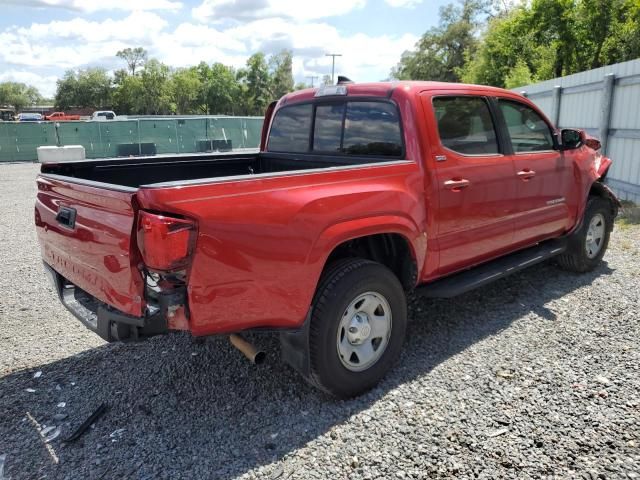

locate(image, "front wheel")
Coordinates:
308 259 407 398
557 196 614 273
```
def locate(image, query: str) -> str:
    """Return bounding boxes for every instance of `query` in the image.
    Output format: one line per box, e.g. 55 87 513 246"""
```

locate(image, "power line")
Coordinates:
306 76 319 87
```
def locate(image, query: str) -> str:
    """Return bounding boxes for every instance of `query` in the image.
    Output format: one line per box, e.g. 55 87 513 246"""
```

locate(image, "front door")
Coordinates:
423 94 517 276
495 98 573 245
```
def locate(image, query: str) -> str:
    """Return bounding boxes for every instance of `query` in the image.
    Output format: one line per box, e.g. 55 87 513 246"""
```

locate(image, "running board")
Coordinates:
416 239 567 299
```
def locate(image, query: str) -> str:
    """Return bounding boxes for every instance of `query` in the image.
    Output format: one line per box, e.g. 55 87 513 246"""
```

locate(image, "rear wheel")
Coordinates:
557 197 613 273
308 259 407 398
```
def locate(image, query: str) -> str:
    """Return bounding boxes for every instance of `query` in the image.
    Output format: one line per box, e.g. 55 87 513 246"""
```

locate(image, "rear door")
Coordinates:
35 176 144 316
422 93 517 276
495 98 573 245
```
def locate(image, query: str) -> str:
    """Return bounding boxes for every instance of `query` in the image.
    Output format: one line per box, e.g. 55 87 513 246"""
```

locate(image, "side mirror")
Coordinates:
559 129 583 150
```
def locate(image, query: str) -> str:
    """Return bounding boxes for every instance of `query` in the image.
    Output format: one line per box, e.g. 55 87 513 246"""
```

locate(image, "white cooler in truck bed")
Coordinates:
37 145 86 163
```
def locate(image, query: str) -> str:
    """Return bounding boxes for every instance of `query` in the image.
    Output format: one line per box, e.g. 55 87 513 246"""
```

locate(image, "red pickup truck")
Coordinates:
44 111 81 121
35 81 619 398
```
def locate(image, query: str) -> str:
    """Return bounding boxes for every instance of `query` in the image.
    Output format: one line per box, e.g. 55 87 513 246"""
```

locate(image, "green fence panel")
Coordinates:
139 119 179 155
0 123 12 162
208 117 247 150
244 117 264 148
56 121 104 158
99 120 140 157
0 122 57 162
177 118 207 154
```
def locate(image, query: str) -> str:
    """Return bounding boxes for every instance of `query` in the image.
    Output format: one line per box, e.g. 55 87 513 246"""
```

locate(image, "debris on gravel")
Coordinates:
1 163 639 479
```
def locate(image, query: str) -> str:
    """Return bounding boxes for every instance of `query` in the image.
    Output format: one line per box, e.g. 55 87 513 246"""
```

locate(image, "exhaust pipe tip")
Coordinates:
229 334 266 365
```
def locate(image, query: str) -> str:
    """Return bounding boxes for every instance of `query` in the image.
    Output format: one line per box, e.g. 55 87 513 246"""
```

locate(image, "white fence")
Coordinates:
517 58 640 203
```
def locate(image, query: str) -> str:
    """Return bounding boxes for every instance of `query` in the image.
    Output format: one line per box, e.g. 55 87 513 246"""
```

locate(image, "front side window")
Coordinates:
433 96 499 155
498 100 554 153
267 104 312 153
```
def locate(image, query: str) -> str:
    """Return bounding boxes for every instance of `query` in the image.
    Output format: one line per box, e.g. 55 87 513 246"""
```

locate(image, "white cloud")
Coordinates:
384 0 422 7
192 0 365 21
0 12 169 68
3 0 182 13
0 7 418 95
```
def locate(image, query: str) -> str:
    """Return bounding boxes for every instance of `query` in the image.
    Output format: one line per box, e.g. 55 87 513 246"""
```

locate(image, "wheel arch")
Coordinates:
310 216 425 291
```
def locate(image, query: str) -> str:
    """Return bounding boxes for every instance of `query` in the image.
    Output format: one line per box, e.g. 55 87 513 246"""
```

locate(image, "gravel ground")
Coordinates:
0 162 638 480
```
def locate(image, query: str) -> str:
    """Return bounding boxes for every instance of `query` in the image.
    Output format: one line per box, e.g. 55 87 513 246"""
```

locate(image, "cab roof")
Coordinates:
279 81 520 106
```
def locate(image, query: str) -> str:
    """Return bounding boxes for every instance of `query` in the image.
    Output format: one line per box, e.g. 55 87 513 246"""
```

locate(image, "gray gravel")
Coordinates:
1 162 639 480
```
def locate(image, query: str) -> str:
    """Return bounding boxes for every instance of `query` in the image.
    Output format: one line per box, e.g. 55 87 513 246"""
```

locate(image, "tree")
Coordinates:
54 68 112 109
116 47 148 76
391 0 487 81
459 0 640 88
113 73 143 114
244 53 271 115
270 49 295 99
197 62 240 115
504 59 534 88
0 82 42 111
138 59 173 114
172 67 202 114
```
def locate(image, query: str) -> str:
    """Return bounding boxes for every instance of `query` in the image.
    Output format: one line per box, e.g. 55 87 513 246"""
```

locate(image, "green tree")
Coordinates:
270 49 295 99
504 59 534 88
113 72 143 114
391 0 487 81
244 53 271 115
460 0 640 88
138 59 173 114
116 47 148 76
0 82 42 111
172 67 202 114
54 68 112 109
197 62 240 115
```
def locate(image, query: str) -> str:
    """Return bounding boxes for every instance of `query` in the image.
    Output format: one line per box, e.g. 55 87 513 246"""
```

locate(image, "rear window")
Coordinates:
268 100 403 157
267 104 312 153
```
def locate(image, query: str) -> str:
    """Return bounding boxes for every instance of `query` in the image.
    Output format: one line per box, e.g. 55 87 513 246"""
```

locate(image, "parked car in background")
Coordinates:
44 111 81 121
91 110 117 121
0 108 16 121
35 81 620 398
18 113 43 122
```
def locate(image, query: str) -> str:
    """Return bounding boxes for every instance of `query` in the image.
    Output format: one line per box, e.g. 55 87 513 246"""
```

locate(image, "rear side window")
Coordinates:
498 100 554 152
313 104 344 152
267 104 312 152
433 97 499 155
342 102 402 156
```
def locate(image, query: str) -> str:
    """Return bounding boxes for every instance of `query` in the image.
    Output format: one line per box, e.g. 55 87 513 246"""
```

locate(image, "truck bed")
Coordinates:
40 151 393 189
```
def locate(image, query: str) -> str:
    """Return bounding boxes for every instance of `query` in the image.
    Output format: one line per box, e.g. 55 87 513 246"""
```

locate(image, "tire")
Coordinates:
307 258 407 399
557 196 613 273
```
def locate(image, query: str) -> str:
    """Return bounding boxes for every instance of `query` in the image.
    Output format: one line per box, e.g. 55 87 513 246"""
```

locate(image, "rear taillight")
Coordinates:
136 211 197 272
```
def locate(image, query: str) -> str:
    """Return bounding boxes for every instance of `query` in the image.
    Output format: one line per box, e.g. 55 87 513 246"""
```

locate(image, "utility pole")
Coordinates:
325 53 342 84
307 75 319 87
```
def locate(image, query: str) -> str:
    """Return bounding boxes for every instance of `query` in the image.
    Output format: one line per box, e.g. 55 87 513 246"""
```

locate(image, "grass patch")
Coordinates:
616 200 640 228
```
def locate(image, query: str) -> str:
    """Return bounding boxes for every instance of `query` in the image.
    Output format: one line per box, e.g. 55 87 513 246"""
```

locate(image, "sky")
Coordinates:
0 0 451 99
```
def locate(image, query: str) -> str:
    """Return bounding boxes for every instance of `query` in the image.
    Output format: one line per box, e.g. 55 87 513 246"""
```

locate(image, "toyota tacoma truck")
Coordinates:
35 81 619 398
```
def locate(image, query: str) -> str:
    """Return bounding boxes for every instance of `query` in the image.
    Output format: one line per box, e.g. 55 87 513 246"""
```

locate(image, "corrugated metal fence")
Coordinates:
0 116 264 163
517 58 640 203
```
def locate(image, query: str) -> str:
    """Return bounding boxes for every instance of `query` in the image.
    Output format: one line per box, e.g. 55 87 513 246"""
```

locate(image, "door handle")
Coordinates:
444 179 470 191
517 169 536 180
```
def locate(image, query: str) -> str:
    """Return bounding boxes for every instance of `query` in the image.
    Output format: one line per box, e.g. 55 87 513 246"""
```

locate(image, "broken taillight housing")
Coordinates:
136 211 197 272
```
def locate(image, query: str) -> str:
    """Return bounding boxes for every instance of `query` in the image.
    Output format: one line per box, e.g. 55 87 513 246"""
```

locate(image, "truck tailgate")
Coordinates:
35 175 144 316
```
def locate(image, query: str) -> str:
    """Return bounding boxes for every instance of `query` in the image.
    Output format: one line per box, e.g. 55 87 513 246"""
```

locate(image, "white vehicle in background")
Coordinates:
91 110 117 121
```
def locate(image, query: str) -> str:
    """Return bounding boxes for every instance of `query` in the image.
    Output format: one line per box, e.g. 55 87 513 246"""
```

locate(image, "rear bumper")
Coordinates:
44 262 169 342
